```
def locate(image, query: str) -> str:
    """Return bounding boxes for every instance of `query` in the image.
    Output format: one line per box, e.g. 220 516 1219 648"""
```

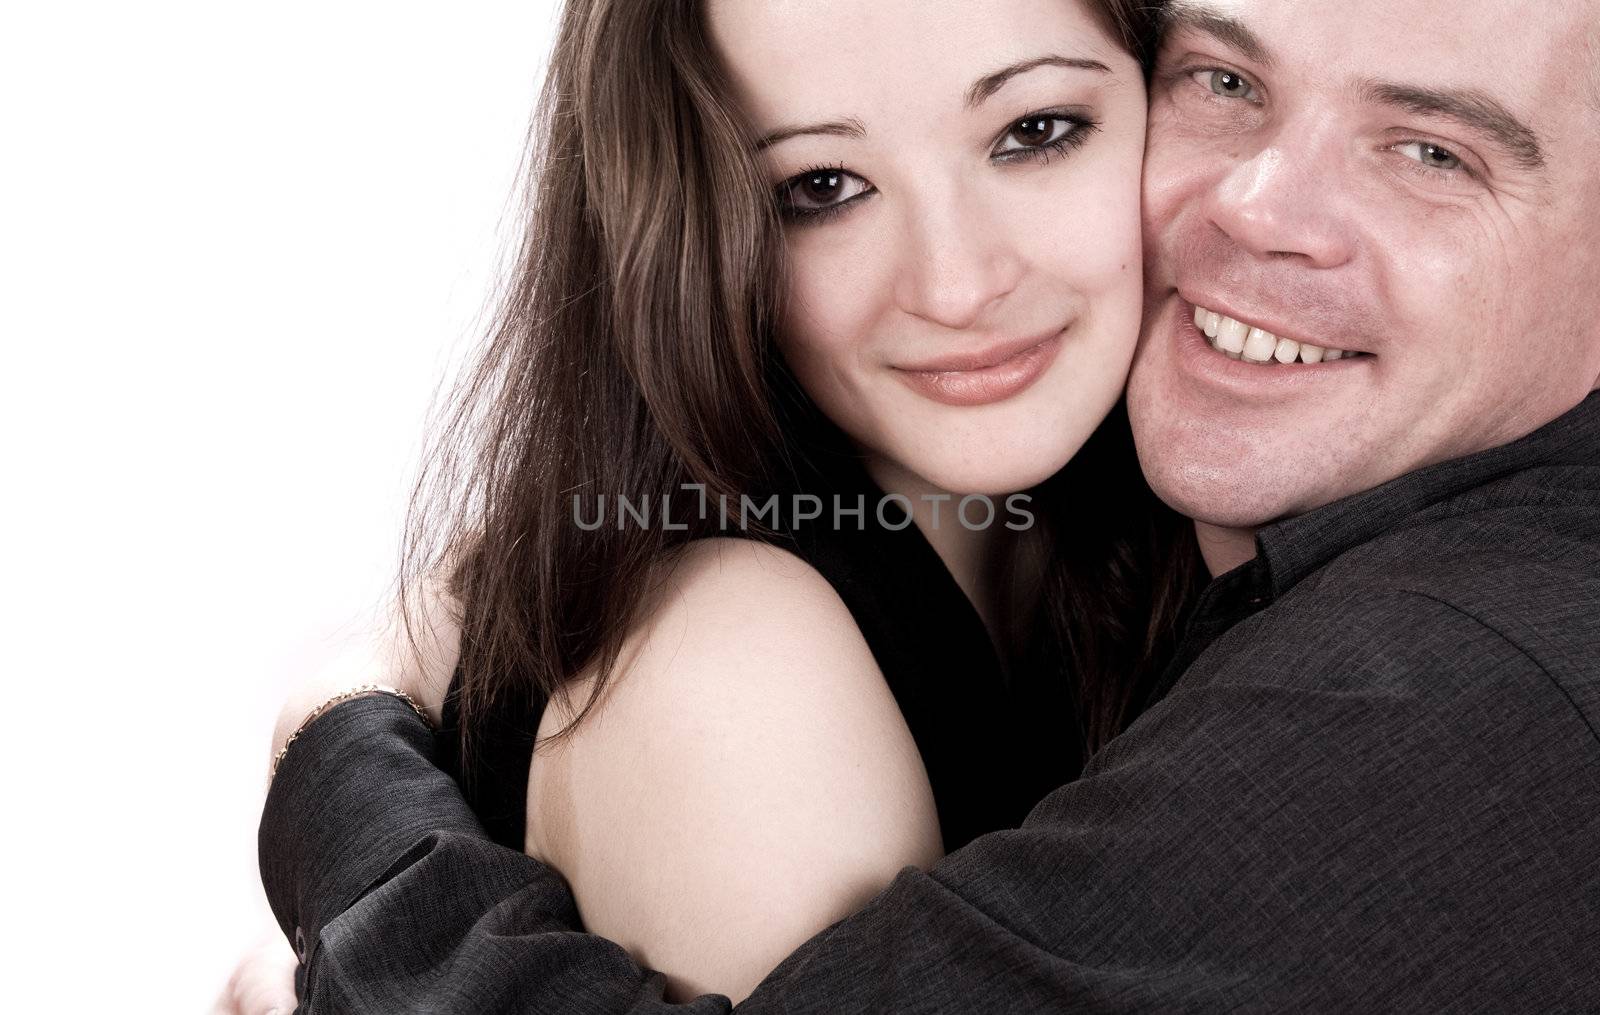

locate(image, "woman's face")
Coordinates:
709 0 1148 497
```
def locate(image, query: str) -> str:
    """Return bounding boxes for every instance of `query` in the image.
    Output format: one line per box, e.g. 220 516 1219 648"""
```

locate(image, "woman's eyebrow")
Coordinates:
966 55 1113 109
755 53 1111 152
756 117 867 152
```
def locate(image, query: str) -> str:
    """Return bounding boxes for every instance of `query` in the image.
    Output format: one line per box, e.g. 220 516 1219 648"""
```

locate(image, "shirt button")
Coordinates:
294 926 307 961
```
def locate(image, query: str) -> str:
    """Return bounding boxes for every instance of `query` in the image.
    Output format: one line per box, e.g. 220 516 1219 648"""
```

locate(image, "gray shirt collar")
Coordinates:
1254 390 1600 598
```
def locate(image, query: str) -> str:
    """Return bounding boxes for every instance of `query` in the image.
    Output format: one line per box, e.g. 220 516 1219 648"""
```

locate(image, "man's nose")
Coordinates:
893 186 1024 330
1202 136 1357 269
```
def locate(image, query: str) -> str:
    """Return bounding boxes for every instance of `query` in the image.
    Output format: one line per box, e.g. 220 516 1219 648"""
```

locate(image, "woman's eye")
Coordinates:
1394 140 1464 172
776 166 871 218
1193 68 1258 102
992 114 1077 155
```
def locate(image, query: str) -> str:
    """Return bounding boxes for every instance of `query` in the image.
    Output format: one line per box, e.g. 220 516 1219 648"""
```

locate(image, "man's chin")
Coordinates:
1130 385 1382 532
1136 448 1334 533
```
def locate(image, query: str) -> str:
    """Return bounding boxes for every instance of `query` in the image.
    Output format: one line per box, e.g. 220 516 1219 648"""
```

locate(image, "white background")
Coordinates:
4 3 560 1009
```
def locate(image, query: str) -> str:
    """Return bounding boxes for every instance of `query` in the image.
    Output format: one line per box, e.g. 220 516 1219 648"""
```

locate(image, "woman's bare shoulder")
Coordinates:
528 536 942 1002
540 536 887 731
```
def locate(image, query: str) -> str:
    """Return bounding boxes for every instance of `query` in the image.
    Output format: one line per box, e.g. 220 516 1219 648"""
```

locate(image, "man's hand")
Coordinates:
211 933 297 1015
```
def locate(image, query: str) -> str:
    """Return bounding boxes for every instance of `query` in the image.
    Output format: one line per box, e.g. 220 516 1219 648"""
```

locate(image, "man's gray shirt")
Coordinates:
261 392 1600 1012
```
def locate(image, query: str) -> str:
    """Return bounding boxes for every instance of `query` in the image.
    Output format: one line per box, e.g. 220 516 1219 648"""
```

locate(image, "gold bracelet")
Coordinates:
271 684 435 779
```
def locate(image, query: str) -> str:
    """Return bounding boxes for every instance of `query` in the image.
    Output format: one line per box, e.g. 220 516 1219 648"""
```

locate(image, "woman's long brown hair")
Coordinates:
397 0 1196 785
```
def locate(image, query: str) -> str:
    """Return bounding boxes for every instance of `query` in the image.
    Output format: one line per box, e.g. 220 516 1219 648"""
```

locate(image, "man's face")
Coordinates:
1127 0 1600 533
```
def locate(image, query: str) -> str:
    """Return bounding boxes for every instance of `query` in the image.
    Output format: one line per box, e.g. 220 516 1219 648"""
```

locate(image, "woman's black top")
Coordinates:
437 449 1082 854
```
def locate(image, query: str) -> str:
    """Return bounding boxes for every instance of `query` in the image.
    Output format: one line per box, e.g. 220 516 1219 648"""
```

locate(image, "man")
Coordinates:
256 1 1600 1010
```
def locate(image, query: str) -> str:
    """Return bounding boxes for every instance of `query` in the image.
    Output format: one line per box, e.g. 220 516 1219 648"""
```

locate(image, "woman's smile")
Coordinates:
890 328 1066 407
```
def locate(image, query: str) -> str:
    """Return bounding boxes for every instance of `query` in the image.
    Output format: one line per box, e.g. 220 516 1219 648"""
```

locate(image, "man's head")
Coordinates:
1126 0 1600 553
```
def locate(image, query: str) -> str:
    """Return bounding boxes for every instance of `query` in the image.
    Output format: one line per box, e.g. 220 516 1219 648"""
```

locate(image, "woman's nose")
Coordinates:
893 187 1025 330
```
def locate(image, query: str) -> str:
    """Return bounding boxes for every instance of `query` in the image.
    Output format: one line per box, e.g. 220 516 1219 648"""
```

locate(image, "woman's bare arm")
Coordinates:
527 537 944 1004
262 537 942 1004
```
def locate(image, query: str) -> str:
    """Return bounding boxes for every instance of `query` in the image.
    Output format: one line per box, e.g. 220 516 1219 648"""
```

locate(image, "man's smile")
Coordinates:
1189 303 1368 365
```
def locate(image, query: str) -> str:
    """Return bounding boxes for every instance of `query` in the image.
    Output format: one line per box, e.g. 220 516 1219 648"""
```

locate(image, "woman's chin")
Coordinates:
906 444 1081 500
884 382 1122 499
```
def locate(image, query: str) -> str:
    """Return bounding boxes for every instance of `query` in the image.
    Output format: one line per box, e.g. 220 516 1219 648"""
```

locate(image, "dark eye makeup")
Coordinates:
774 110 1102 225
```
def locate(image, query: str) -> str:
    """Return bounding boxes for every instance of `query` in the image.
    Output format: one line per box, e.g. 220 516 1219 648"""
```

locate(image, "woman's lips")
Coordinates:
892 330 1064 407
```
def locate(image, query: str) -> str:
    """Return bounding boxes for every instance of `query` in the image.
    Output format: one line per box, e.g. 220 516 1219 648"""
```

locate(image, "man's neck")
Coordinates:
1194 521 1258 578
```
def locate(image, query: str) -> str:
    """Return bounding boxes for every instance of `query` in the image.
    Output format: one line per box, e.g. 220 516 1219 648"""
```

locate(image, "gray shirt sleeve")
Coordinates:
260 593 1600 1013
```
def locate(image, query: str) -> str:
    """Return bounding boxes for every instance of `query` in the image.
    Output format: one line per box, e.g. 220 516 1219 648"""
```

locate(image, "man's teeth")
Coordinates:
1191 305 1359 364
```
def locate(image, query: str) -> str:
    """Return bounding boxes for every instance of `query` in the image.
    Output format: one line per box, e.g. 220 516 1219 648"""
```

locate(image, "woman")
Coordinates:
224 0 1193 1007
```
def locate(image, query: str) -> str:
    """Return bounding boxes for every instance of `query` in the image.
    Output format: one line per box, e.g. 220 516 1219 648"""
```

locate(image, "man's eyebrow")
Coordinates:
1359 80 1546 171
965 55 1112 109
1159 3 1274 68
755 117 867 152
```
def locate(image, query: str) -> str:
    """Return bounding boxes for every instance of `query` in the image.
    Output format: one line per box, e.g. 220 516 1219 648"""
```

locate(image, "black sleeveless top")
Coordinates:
437 449 1083 854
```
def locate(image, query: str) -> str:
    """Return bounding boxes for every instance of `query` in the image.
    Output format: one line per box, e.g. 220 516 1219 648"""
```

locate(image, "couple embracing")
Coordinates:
227 0 1600 1011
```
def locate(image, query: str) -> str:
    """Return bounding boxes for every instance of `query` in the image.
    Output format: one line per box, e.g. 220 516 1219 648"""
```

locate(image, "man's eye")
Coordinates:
992 115 1077 155
776 166 871 218
1394 141 1464 172
1193 68 1258 102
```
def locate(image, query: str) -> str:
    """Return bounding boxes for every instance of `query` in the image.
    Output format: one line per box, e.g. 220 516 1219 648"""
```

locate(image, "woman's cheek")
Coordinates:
1075 147 1145 269
776 287 873 429
1068 180 1144 328
781 227 898 371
